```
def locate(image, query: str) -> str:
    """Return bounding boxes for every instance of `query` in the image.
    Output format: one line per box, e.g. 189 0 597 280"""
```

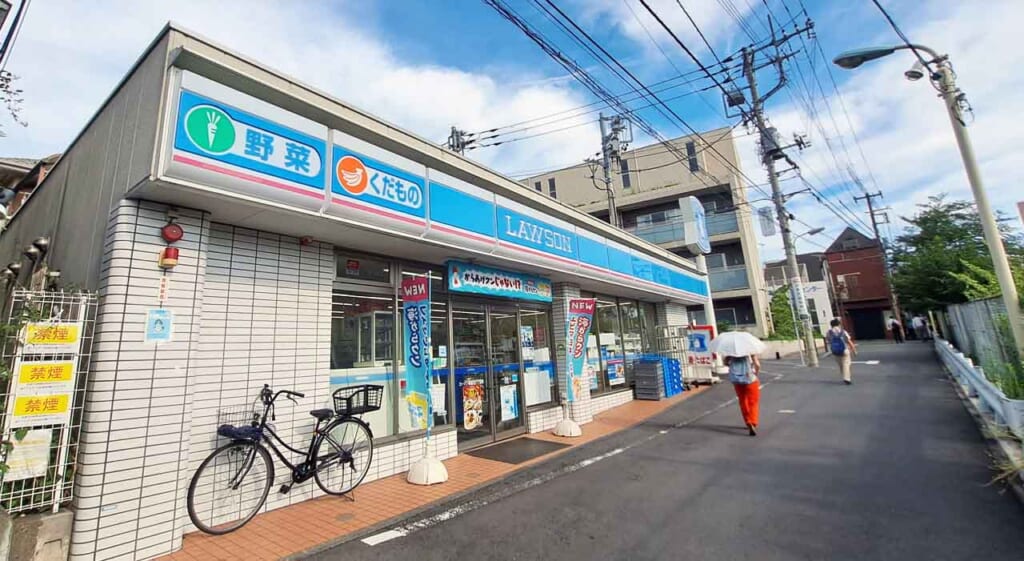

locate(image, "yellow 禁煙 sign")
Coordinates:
25 323 80 346
17 361 75 385
13 393 69 417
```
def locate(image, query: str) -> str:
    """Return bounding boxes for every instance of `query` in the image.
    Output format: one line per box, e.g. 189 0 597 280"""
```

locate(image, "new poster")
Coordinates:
401 276 432 430
564 298 597 402
462 381 485 429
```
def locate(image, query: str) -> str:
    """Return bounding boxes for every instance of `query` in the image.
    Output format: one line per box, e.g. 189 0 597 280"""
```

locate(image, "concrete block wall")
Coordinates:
72 200 210 561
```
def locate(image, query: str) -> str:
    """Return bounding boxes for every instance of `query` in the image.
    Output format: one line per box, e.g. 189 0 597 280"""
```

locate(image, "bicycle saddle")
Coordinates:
309 408 334 421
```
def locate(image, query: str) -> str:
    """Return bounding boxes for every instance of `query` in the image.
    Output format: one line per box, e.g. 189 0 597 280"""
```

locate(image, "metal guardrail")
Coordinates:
935 338 1024 438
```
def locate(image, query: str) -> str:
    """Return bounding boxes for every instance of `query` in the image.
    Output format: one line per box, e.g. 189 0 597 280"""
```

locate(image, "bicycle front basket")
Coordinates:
332 384 383 416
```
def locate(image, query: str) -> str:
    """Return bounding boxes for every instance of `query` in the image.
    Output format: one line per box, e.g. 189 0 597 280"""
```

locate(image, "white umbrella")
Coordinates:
708 331 766 357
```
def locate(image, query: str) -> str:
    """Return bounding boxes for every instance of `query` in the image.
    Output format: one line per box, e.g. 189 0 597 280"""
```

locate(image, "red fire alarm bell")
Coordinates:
161 223 184 243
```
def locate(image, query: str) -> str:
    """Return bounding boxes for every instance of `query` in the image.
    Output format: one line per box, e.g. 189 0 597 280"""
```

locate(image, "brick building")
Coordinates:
824 227 894 340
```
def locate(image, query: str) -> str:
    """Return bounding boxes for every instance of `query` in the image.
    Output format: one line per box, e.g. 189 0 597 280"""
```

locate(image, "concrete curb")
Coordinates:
941 363 1024 505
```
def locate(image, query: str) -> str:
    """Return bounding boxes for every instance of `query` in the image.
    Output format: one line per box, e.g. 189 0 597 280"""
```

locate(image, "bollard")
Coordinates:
775 351 780 360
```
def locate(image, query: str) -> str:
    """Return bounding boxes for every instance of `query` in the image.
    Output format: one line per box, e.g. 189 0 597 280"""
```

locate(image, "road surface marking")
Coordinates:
361 529 407 546
778 409 796 414
851 360 880 365
360 374 786 546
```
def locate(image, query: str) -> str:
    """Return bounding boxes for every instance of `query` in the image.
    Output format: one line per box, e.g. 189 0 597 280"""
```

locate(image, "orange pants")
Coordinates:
733 382 760 427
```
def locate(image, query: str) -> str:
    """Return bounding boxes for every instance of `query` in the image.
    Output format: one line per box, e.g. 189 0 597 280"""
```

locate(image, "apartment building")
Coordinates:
764 252 836 334
524 127 769 336
825 227 894 339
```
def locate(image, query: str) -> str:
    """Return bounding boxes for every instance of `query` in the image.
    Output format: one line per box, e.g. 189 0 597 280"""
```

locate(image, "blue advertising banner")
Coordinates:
565 298 597 402
401 276 432 430
447 261 553 302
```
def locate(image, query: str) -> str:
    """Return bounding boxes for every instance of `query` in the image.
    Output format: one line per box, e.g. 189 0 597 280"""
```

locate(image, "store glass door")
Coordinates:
453 303 527 450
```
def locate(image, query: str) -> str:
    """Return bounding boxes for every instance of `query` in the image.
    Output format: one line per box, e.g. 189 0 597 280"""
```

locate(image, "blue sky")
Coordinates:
0 0 1020 263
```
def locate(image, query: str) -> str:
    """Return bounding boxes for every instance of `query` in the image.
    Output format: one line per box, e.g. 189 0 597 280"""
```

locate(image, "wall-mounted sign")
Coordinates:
22 322 81 355
680 196 711 255
144 309 174 343
4 429 52 481
447 261 552 303
758 207 776 237
164 71 328 211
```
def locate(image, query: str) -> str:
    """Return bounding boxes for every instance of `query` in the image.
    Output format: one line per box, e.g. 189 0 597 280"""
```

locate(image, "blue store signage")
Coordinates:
497 206 577 261
448 261 553 302
173 90 327 190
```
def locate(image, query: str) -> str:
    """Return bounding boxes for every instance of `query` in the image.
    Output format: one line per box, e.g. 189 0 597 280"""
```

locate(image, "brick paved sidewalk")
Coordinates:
159 387 709 561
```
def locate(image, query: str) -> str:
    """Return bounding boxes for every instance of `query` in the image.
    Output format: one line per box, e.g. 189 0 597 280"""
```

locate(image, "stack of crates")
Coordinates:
634 356 666 400
663 358 684 397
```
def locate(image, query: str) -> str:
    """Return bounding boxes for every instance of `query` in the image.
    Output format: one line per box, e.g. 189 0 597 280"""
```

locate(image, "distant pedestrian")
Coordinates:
725 353 762 436
826 319 857 385
912 315 928 341
887 317 904 343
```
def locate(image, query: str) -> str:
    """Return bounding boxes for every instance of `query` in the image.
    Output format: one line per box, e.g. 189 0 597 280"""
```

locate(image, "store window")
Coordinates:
331 289 397 436
618 300 643 385
583 293 625 393
336 251 391 284
397 266 451 432
520 308 555 407
639 301 659 352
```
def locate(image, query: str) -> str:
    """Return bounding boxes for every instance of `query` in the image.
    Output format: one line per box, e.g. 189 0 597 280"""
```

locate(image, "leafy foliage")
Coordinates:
890 195 1024 311
0 70 27 136
769 285 797 339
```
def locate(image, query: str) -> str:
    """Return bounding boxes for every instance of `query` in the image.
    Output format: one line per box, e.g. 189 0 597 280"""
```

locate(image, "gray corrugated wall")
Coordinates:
0 32 170 294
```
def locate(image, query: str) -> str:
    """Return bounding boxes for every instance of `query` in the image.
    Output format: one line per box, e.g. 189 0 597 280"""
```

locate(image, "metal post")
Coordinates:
934 63 1024 358
599 113 619 228
855 191 902 323
744 49 818 367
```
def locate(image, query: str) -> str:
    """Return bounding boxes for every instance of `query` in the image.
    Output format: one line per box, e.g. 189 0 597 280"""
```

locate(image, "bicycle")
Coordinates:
187 383 382 535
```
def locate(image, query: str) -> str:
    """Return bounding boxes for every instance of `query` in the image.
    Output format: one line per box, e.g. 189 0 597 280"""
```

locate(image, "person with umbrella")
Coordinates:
710 331 766 436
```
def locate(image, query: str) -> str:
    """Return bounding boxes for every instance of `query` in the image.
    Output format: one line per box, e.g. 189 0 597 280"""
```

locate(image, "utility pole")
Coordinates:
854 190 902 323
598 113 629 228
446 126 469 155
744 46 819 367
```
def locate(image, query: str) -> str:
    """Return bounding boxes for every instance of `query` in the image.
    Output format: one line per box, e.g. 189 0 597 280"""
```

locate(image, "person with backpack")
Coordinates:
826 318 857 385
724 353 762 436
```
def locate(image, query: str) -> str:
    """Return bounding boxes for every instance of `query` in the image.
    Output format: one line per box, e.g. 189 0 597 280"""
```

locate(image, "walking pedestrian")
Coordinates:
826 319 857 385
911 314 926 341
887 316 904 343
725 353 761 436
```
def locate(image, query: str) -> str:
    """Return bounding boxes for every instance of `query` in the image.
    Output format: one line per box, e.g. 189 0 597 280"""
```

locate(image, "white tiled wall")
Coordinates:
527 405 563 433
72 206 460 561
590 389 635 416
72 200 211 561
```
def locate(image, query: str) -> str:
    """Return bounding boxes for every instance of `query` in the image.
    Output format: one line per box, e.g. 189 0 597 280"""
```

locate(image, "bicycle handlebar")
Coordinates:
260 384 305 405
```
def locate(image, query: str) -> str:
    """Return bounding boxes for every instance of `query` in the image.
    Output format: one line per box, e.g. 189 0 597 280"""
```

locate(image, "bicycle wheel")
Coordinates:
187 440 273 534
313 418 374 495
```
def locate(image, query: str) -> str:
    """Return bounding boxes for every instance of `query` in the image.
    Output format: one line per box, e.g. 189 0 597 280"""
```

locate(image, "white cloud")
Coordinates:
0 0 601 176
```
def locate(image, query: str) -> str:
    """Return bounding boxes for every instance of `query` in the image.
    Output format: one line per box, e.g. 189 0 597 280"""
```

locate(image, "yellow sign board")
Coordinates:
13 394 69 416
17 361 75 385
23 322 81 354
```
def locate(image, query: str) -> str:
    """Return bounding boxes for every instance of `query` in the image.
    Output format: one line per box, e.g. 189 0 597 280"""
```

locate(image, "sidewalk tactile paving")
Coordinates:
158 387 708 561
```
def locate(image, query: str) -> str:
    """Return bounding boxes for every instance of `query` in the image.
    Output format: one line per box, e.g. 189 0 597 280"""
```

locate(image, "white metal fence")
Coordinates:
0 290 97 514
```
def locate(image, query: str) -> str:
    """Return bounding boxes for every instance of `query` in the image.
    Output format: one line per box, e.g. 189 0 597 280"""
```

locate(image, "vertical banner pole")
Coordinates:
405 273 448 485
554 298 596 437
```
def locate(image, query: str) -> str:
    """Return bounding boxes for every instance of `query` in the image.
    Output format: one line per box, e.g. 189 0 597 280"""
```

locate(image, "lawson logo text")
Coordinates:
336 153 423 209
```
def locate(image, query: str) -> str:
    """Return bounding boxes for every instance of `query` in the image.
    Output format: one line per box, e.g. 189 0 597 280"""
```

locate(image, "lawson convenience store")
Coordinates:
0 25 710 561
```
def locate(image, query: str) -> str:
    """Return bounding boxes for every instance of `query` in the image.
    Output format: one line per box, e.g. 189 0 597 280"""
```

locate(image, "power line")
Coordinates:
869 0 934 72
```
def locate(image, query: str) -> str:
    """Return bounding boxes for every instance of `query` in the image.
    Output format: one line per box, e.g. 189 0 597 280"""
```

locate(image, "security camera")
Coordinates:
904 60 925 81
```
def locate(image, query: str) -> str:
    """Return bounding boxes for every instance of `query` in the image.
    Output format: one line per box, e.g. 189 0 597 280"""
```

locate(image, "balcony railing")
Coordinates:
706 210 738 236
710 266 749 292
623 210 738 245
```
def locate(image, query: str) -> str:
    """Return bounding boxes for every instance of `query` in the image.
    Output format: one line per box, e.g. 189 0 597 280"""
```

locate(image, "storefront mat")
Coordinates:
465 437 571 464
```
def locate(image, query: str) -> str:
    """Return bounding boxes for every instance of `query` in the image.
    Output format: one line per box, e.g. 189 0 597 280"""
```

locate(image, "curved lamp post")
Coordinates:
833 45 1024 357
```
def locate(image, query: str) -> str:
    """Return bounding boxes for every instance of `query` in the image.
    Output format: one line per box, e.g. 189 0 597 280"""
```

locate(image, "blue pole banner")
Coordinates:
402 275 432 430
564 298 597 403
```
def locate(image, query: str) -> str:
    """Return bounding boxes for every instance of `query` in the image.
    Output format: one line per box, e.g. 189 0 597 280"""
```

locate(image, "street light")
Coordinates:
795 227 825 241
833 44 1024 358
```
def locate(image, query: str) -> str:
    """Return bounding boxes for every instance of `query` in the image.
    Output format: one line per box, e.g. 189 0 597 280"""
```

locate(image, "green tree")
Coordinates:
890 195 1024 311
769 285 797 339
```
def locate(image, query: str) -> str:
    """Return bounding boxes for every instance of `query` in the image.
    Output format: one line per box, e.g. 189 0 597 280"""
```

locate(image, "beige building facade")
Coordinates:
525 127 770 336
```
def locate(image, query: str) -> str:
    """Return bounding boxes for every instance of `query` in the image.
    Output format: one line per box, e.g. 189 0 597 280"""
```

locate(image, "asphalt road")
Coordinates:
306 342 1024 561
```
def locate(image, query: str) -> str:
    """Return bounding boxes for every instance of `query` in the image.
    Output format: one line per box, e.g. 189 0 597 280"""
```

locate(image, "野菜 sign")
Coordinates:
447 261 552 303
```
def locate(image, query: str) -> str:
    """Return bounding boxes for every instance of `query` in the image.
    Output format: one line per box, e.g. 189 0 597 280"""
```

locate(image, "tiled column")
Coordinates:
552 282 594 424
656 302 689 327
72 200 210 561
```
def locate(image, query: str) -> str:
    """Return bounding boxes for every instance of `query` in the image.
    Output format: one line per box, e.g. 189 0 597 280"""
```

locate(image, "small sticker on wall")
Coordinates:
145 309 173 343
